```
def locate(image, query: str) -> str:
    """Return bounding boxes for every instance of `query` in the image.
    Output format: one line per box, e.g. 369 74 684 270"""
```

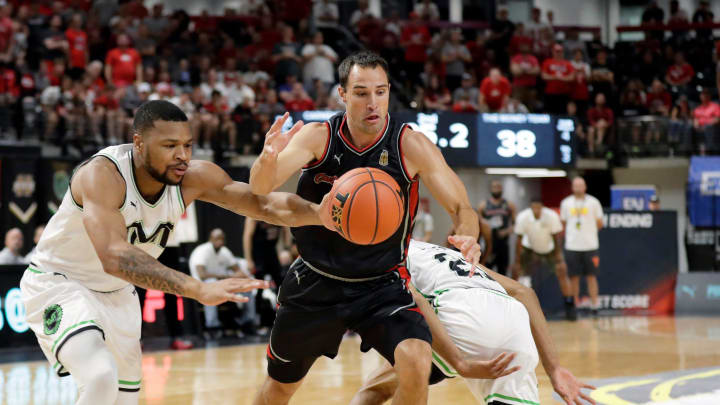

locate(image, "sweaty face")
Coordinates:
340 65 390 136
140 121 193 185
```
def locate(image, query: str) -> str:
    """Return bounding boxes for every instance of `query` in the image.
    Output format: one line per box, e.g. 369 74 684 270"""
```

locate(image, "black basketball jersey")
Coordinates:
292 112 419 280
482 198 511 239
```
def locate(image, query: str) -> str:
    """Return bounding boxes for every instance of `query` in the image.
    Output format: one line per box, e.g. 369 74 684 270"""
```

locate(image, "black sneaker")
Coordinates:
565 304 578 321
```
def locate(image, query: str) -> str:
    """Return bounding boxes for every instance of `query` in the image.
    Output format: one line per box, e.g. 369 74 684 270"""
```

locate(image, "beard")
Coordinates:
491 191 502 199
145 153 182 185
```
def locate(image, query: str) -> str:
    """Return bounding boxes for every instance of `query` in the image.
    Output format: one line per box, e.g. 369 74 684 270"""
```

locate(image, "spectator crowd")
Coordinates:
0 0 719 159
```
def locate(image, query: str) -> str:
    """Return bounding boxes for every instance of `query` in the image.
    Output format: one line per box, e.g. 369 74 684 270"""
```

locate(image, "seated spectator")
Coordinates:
587 92 614 156
669 94 692 150
646 79 672 116
693 88 720 154
200 69 228 102
201 90 235 150
423 74 451 111
590 49 615 102
301 31 337 88
508 22 533 57
0 228 26 265
25 224 45 263
278 74 300 102
91 83 122 144
284 82 315 112
541 44 574 114
441 29 471 92
313 0 339 29
665 51 694 93
566 101 588 156
692 0 714 41
479 68 511 112
349 0 376 32
272 25 302 85
104 33 141 88
452 73 479 111
189 229 257 338
226 74 255 111
327 83 346 111
570 48 591 117
633 50 664 87
618 89 649 118
414 0 440 21
510 42 539 110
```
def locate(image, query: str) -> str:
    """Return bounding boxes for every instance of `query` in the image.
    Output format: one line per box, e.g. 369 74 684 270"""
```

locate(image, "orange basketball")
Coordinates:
328 167 405 245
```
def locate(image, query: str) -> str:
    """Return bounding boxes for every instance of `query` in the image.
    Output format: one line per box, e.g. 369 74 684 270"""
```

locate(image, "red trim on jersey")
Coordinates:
338 114 389 153
303 122 331 169
398 124 417 181
407 306 423 315
266 345 276 360
403 181 420 260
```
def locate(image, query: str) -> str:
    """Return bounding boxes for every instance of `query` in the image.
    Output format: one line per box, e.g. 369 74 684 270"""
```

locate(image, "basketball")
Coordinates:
328 168 405 245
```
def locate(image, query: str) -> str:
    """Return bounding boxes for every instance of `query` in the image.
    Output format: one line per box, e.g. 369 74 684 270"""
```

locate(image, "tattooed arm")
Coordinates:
74 158 267 305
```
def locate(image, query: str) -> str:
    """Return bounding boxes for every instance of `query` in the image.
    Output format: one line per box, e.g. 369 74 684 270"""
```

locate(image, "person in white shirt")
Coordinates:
414 0 440 21
412 198 434 242
301 32 338 88
0 228 27 265
313 0 339 28
189 229 256 335
559 177 604 316
514 197 576 321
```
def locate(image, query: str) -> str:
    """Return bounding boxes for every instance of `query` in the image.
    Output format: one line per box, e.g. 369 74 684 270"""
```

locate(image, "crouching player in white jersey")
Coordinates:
351 240 596 405
20 100 329 405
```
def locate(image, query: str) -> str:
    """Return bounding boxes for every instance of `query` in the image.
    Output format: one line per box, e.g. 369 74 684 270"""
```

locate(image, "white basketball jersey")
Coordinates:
407 240 507 296
32 144 186 292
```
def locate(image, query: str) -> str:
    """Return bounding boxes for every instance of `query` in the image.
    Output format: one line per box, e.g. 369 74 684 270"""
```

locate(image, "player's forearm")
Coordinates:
451 207 480 240
256 192 322 227
410 288 466 373
249 152 279 195
513 286 561 375
109 244 203 300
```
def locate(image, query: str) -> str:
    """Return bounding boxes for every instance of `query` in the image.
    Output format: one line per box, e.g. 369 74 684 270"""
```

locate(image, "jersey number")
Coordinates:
433 253 492 280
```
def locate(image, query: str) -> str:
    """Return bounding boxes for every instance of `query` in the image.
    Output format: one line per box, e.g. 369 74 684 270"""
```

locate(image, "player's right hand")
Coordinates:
197 278 270 306
261 112 304 159
456 352 520 380
447 235 482 275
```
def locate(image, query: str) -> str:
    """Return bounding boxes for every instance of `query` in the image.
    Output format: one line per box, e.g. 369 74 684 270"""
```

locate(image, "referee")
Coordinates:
513 196 576 321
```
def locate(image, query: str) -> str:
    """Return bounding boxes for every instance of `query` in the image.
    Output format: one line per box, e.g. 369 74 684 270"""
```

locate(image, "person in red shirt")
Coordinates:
646 79 672 116
508 22 533 57
586 92 614 156
693 88 720 154
665 51 694 89
105 34 142 88
284 82 315 112
0 4 14 64
479 68 511 112
65 13 88 79
401 12 430 86
510 42 539 109
200 90 237 150
541 44 575 114
569 49 590 116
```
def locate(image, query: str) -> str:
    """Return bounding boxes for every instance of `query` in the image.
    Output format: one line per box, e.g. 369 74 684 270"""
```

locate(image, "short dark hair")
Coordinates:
530 196 543 204
338 51 390 89
133 100 188 134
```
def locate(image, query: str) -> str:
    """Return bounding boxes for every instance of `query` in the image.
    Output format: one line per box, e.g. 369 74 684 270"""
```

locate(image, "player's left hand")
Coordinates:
550 367 596 405
261 112 304 159
447 235 482 275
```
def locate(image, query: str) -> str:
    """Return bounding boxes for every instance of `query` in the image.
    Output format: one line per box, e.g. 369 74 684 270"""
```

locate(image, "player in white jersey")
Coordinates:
351 240 596 405
20 100 332 405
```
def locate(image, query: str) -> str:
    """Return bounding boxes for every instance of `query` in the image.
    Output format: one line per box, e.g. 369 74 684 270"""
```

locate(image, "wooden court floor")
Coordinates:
2 316 719 405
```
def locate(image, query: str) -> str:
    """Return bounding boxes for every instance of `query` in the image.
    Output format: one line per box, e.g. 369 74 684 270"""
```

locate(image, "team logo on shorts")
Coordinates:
43 304 63 335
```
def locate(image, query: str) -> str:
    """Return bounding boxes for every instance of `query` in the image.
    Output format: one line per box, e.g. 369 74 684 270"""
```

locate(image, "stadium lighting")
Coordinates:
485 168 567 178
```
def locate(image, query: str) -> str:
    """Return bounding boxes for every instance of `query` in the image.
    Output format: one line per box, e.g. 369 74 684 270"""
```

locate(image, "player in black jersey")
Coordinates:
249 51 482 405
479 180 517 277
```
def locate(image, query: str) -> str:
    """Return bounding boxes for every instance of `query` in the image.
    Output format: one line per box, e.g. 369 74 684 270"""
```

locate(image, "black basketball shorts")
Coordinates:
266 259 432 383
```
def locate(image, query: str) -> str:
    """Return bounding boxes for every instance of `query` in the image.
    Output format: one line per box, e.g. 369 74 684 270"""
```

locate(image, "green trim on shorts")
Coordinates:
432 351 458 376
51 320 99 353
485 288 513 300
26 266 43 274
484 393 540 405
118 379 141 386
